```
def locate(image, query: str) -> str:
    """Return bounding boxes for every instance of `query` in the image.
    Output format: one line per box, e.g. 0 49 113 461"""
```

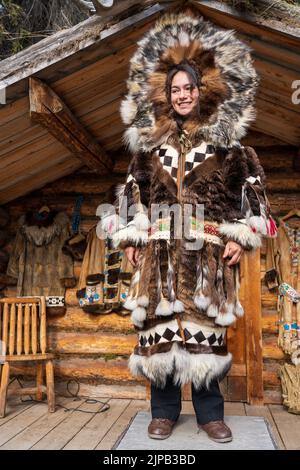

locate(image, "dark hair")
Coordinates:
165 61 200 104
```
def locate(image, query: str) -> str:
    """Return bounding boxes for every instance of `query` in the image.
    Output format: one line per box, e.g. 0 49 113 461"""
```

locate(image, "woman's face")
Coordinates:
170 70 199 116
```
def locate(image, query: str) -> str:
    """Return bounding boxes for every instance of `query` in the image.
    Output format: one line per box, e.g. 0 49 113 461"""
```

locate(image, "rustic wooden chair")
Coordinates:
0 296 55 417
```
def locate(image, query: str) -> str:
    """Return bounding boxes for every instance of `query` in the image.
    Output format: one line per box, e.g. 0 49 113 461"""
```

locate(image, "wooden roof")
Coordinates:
0 0 299 204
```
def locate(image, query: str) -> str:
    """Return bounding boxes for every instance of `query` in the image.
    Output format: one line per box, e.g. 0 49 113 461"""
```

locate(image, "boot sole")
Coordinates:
208 436 233 443
148 432 172 440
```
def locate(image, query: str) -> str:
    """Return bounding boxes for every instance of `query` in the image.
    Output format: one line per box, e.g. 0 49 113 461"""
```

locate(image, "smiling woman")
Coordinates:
166 63 201 117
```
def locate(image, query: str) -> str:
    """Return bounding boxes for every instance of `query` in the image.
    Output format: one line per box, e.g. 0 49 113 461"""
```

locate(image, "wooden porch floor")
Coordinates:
0 396 299 450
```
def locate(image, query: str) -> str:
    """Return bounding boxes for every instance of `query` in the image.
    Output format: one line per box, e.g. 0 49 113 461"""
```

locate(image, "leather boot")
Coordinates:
199 420 232 443
148 418 176 440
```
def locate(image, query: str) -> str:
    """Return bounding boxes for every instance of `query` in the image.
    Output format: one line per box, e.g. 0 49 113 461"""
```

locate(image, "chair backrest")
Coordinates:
0 297 47 356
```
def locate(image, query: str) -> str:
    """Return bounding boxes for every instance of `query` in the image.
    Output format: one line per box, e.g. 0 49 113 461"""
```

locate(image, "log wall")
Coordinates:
1 141 299 402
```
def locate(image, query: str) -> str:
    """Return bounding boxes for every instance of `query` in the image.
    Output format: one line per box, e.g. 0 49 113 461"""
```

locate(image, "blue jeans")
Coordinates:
151 375 224 425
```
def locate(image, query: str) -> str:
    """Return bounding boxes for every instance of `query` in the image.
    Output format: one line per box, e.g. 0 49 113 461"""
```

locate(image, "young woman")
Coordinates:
101 12 276 443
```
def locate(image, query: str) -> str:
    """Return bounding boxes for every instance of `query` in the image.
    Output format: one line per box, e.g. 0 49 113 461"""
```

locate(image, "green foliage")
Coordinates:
0 0 88 60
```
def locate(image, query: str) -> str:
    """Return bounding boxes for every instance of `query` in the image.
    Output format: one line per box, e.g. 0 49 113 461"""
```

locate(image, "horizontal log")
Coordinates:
48 331 136 355
263 336 286 360
257 146 297 171
263 388 282 405
263 370 280 388
261 312 279 334
241 130 292 147
261 291 278 309
48 308 134 333
10 357 143 384
266 174 300 193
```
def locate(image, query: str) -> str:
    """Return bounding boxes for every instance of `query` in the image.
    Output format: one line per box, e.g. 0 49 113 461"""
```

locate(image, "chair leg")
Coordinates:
0 362 10 418
45 360 55 413
36 363 44 401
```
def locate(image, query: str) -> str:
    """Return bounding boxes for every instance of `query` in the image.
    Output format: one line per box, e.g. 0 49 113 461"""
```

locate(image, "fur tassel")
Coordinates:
234 265 244 318
131 306 147 328
194 250 211 310
155 297 174 316
155 240 174 317
173 299 184 313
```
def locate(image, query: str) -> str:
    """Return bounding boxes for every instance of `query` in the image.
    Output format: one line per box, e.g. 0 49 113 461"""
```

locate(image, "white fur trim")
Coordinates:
133 212 150 231
112 223 148 249
219 221 261 250
248 215 268 236
129 342 232 389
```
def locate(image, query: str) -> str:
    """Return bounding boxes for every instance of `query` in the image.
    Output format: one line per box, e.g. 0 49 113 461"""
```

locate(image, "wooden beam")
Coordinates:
29 77 112 173
241 249 264 405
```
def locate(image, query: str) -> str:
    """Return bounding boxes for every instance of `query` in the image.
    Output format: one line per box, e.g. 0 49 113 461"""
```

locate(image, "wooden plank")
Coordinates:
269 404 300 450
29 78 112 173
245 404 285 449
0 158 82 204
31 398 116 450
242 249 264 405
0 401 34 427
95 399 148 450
0 403 48 446
64 398 134 450
0 397 85 449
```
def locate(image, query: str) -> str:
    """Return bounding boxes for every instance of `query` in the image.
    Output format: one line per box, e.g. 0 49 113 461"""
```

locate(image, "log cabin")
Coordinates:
0 0 299 405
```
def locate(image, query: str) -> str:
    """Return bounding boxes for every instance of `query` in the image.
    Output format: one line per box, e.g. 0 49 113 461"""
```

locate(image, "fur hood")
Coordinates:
121 12 259 152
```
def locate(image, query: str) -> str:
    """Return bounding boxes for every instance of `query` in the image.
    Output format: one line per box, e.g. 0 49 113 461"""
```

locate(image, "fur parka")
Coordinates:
100 12 277 389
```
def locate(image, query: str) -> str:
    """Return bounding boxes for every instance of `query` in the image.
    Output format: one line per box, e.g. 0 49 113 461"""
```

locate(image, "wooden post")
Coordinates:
40 297 46 355
16 303 23 355
24 304 30 355
31 302 37 355
0 362 10 418
9 304 16 355
242 249 264 405
45 360 55 413
36 363 44 402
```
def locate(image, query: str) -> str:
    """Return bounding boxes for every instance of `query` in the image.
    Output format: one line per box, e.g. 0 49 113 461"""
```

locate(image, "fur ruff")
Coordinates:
121 12 258 152
129 342 232 389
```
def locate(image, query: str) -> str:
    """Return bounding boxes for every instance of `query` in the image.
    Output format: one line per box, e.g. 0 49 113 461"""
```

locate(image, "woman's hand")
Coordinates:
223 241 243 266
124 246 141 267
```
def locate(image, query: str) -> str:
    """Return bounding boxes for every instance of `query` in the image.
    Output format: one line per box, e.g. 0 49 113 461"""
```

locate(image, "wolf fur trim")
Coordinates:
129 342 232 389
121 12 258 152
219 221 262 250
